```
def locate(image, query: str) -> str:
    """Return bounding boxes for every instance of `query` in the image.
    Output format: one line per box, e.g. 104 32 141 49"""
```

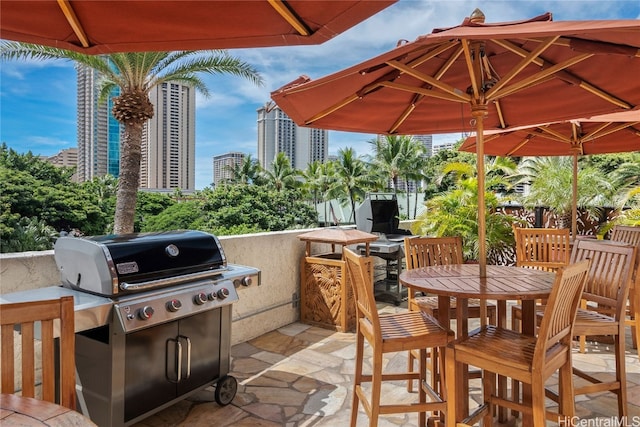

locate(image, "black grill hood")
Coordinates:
55 230 226 296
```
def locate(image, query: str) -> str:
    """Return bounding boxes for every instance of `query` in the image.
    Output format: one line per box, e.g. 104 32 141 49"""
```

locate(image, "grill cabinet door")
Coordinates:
125 321 177 422
176 308 222 395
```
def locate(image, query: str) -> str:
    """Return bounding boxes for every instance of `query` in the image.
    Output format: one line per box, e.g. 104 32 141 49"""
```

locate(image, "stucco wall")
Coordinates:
0 228 343 346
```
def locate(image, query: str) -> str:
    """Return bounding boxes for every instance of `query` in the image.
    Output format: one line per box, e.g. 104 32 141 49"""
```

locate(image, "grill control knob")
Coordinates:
139 306 155 320
194 292 208 305
208 292 217 301
217 288 230 300
167 299 182 312
234 276 253 287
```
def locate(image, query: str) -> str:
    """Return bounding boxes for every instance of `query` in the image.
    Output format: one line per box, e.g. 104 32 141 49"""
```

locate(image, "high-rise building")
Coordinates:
44 148 79 182
257 102 328 170
46 147 78 168
76 66 195 190
412 134 433 157
142 82 196 190
77 66 120 182
432 141 457 155
213 152 244 186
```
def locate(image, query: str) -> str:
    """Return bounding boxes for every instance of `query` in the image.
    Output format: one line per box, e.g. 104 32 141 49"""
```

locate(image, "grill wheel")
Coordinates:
214 375 237 406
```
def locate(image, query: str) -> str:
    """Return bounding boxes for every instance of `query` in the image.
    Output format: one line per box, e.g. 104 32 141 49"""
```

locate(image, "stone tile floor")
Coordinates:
134 303 640 427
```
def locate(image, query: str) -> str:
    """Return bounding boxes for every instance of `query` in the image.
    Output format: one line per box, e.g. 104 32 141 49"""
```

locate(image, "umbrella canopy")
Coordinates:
0 0 396 54
459 110 640 237
459 110 640 157
271 9 640 275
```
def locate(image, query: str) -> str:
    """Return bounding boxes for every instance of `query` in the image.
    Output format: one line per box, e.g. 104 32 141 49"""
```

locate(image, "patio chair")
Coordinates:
511 227 571 332
610 225 640 352
568 239 636 419
343 247 454 427
445 260 590 427
0 296 76 409
404 236 496 392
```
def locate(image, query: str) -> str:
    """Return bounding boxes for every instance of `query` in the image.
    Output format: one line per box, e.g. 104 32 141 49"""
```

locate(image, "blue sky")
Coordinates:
1 0 639 189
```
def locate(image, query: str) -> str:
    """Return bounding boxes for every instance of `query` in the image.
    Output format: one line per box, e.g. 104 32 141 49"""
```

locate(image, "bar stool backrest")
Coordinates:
513 227 570 271
344 247 378 327
0 296 76 409
535 260 590 361
610 225 640 286
570 239 636 320
404 236 463 270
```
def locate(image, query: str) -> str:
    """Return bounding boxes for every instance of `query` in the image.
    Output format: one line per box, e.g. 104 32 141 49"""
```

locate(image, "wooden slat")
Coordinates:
0 296 76 410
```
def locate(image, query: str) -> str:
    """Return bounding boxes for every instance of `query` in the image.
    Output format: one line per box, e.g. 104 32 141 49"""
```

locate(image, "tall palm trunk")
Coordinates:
113 122 143 234
112 89 154 234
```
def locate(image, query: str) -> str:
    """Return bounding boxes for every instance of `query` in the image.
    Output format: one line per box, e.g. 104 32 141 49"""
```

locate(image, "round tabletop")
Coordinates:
399 264 555 300
0 394 97 426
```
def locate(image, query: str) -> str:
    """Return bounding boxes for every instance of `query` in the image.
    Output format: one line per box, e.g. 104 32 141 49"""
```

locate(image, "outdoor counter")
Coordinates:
0 286 112 333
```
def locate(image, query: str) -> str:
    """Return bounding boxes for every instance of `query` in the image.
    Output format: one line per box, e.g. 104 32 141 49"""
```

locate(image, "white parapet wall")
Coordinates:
0 228 347 346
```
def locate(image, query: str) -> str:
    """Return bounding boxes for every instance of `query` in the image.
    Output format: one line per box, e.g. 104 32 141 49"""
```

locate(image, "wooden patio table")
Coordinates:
0 394 97 426
399 264 555 426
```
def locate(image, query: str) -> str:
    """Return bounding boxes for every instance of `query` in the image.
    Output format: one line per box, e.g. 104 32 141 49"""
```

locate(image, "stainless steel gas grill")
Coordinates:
54 230 260 427
355 194 411 304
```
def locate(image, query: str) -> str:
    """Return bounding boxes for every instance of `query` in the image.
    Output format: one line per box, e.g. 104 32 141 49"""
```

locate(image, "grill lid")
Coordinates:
55 230 226 296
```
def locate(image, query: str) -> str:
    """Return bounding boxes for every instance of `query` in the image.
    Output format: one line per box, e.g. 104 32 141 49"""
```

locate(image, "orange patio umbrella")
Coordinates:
459 110 640 237
0 0 396 54
271 9 640 275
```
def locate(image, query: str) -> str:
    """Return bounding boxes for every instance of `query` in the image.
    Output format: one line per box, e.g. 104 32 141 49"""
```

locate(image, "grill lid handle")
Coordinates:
119 268 228 291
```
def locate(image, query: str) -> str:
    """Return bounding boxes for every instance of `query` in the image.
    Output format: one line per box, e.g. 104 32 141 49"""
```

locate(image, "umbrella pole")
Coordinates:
572 152 578 239
473 107 487 277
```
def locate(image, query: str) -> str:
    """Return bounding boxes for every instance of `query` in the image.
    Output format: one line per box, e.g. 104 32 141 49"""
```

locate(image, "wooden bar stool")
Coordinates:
568 239 636 420
404 236 496 392
445 260 590 427
510 227 570 332
344 247 454 427
610 225 640 353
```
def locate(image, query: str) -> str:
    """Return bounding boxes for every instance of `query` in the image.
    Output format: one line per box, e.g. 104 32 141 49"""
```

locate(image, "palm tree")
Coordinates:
412 158 519 262
262 152 299 192
327 147 374 223
369 135 413 193
2 42 262 233
226 155 263 185
300 160 325 207
516 156 616 229
398 138 428 218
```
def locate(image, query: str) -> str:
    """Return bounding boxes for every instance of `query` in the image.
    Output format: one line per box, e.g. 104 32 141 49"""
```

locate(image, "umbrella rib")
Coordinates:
57 0 90 47
379 81 469 103
305 94 359 124
584 121 640 141
538 126 573 143
485 36 559 100
406 41 461 70
389 103 416 134
490 39 633 109
385 60 469 102
461 40 482 102
506 135 536 156
267 0 313 36
493 53 593 99
578 82 632 109
494 100 507 128
387 44 465 133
